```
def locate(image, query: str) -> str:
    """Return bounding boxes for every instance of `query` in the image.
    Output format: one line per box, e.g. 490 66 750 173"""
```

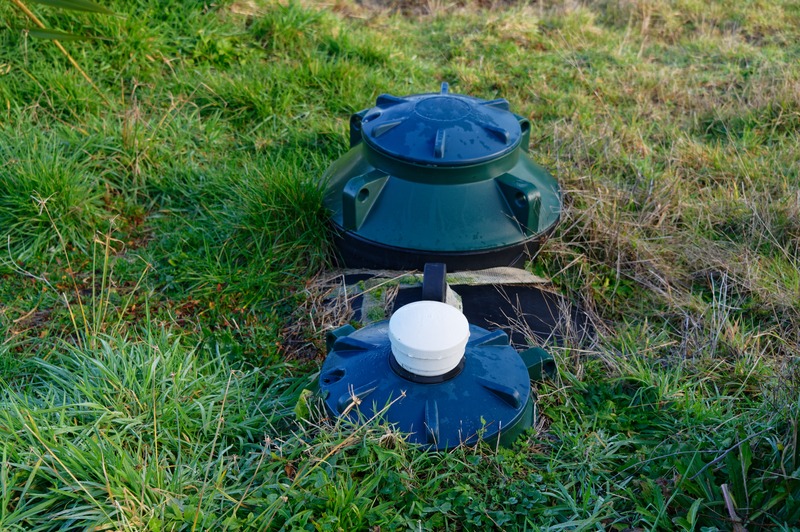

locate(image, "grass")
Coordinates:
1 0 800 529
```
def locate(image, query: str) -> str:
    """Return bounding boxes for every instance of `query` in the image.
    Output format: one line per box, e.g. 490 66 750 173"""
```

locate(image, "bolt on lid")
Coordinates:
360 82 523 166
388 300 470 377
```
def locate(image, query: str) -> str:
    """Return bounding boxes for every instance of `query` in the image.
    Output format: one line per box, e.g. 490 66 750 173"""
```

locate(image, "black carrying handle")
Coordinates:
421 263 447 303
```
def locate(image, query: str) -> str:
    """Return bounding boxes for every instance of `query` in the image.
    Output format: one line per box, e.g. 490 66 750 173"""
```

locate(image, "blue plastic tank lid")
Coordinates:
360 83 523 166
319 321 532 450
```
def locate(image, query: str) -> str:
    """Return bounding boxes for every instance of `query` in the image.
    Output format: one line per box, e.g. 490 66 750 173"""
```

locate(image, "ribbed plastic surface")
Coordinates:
321 83 562 270
319 320 534 450
360 83 522 166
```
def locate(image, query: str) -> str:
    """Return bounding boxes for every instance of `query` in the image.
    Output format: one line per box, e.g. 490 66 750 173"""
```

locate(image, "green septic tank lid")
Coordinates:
360 82 522 166
322 83 562 271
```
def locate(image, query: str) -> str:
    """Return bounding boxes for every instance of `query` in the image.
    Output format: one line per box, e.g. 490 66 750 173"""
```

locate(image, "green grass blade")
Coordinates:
23 28 94 40
27 0 114 15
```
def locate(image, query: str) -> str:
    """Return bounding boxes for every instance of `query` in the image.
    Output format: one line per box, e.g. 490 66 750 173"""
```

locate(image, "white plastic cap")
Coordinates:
388 301 470 377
